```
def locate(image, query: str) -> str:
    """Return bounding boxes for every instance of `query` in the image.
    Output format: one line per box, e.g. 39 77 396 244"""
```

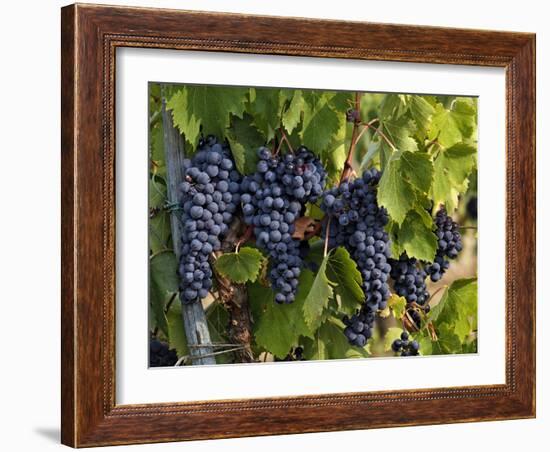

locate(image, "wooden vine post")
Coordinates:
160 86 216 365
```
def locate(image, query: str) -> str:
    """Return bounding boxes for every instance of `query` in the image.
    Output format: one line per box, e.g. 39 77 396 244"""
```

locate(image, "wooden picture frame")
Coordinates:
61 3 536 447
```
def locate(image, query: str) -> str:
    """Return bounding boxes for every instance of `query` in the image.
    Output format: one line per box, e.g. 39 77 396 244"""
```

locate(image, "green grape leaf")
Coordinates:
326 247 364 314
251 273 314 358
398 151 434 194
165 301 188 358
324 117 348 177
214 247 265 284
384 327 405 352
388 294 407 320
432 143 477 212
227 113 265 175
248 88 292 141
149 212 171 254
380 94 408 119
303 317 370 360
149 177 166 208
408 95 435 134
331 91 355 112
148 179 172 254
167 86 248 147
415 205 435 228
433 323 463 354
378 153 416 225
381 116 418 152
398 210 437 262
282 90 304 135
149 252 178 336
205 302 232 364
417 335 433 356
302 253 334 330
301 92 340 156
150 122 165 168
428 100 476 148
432 278 478 342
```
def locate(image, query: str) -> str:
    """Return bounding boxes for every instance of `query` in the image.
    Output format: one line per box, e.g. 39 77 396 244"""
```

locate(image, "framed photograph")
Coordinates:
61 3 536 447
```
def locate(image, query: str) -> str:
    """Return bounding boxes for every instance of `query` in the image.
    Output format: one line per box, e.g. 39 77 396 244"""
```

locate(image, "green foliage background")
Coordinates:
149 82 478 363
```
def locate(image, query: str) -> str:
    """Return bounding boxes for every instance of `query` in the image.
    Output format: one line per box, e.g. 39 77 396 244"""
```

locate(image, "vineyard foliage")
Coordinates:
149 83 478 364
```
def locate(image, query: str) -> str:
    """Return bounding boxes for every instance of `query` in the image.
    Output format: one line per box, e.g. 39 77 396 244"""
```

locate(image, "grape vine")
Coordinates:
149 84 479 364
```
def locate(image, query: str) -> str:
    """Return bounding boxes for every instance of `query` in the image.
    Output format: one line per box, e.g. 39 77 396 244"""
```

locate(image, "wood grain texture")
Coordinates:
60 3 536 447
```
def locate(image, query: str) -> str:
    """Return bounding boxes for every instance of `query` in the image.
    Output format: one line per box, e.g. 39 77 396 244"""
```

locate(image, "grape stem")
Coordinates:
275 127 294 155
235 225 254 252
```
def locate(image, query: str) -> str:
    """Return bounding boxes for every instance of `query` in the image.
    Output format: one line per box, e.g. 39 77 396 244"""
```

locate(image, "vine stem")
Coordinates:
339 92 362 183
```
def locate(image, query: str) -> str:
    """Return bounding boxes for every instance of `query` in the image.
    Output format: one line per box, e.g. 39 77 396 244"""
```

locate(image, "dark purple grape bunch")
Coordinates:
389 254 431 329
343 309 376 347
346 108 361 124
321 169 392 346
424 207 463 282
391 331 420 357
389 254 430 306
240 145 326 304
178 135 241 304
149 338 178 367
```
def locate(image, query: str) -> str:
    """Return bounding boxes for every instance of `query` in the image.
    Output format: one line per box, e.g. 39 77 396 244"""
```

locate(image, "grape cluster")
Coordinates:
389 255 429 306
149 338 178 367
178 135 241 304
389 254 430 327
321 169 391 346
391 331 420 357
241 146 326 304
424 207 463 282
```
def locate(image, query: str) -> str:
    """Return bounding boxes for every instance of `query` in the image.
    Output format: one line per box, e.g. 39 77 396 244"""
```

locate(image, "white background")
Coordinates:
117 49 506 404
0 0 546 451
